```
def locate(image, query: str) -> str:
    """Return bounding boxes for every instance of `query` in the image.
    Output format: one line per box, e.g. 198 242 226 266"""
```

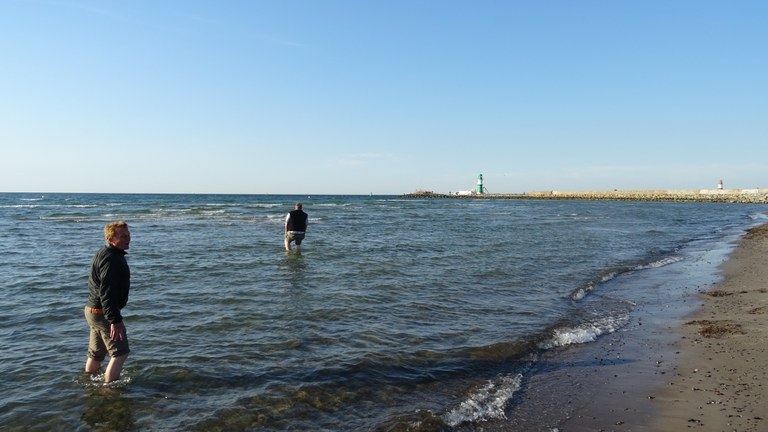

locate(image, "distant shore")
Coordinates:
402 189 768 204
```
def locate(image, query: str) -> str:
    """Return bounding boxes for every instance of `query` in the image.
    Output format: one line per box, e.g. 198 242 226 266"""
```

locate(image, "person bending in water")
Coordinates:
83 221 132 383
284 202 308 252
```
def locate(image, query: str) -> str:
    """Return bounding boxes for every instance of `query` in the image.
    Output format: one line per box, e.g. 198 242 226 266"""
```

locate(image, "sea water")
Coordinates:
1 193 766 431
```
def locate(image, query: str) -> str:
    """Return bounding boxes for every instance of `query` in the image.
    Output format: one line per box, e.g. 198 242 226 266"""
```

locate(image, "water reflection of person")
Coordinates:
285 252 307 289
81 388 136 430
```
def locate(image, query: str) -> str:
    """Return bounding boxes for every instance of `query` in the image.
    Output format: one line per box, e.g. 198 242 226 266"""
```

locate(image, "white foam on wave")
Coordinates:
571 256 684 301
570 288 588 301
538 314 630 350
314 202 349 207
442 373 523 427
570 271 619 301
634 256 683 270
0 205 34 209
248 203 282 208
200 209 226 215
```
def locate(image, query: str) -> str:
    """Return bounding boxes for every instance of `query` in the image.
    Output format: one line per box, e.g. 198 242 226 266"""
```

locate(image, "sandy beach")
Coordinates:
560 223 768 432
490 223 768 432
650 223 768 431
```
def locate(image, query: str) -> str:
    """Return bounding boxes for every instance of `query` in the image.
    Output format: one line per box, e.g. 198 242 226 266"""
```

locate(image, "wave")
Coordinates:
185 309 631 431
633 255 683 270
442 373 523 426
246 203 283 209
313 202 354 208
441 311 630 427
538 313 630 349
570 269 622 301
569 253 683 301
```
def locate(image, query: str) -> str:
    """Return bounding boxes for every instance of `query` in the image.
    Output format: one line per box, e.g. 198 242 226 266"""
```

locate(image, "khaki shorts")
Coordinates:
285 231 305 245
84 306 130 361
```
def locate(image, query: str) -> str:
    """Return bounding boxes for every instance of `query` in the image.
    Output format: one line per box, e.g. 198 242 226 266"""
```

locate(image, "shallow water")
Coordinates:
1 193 766 431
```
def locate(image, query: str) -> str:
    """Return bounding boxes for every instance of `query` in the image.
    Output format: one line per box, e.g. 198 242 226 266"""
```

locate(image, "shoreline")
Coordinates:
557 223 768 431
552 223 768 432
649 223 768 431
463 222 768 431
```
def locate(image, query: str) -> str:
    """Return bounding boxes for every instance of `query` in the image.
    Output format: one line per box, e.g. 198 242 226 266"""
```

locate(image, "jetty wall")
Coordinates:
402 189 768 204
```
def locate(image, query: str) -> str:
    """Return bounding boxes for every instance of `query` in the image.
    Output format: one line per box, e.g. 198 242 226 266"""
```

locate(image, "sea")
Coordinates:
1 193 766 431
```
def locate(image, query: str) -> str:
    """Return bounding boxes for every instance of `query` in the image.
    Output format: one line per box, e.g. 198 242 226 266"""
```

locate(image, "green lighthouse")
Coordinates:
476 174 484 194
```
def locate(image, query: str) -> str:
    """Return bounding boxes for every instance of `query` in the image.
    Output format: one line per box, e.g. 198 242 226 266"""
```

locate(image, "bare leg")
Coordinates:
104 354 128 383
85 357 101 374
284 238 292 251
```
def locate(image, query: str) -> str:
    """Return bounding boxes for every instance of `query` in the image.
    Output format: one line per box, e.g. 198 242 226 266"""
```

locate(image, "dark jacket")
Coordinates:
286 209 308 232
86 245 130 325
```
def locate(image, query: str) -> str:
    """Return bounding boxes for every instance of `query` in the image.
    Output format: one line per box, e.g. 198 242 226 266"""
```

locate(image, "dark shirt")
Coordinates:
86 245 130 325
286 209 308 232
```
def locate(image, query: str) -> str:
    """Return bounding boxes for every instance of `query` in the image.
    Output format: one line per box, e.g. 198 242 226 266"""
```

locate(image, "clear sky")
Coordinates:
2 1 766 195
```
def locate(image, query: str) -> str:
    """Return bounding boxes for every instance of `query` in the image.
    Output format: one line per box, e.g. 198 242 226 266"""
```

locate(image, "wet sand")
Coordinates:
556 223 768 432
649 223 768 431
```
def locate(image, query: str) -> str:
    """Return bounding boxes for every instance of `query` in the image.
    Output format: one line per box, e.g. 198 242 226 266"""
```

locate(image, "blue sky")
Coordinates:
2 1 766 194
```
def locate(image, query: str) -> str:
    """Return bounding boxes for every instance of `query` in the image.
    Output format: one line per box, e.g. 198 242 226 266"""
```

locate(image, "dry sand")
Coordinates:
650 223 768 431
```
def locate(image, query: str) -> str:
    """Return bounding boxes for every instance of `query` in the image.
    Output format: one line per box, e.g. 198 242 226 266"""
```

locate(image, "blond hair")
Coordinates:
104 221 129 241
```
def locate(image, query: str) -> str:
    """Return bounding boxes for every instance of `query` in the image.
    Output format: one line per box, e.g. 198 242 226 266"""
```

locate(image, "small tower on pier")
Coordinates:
476 174 484 194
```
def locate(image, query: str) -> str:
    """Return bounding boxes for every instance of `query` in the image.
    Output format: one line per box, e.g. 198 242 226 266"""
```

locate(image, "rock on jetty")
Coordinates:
402 189 768 204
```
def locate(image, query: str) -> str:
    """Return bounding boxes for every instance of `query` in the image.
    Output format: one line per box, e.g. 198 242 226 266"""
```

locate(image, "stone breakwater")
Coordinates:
402 189 768 204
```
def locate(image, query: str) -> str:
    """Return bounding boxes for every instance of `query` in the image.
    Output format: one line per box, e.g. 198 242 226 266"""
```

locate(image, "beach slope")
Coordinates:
651 224 768 431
